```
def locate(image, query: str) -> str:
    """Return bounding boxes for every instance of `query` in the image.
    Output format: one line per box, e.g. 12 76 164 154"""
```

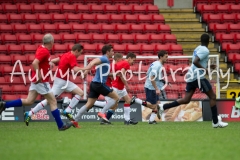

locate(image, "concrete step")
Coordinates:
171 28 205 32
177 38 202 42
162 13 197 19
172 32 208 39
168 23 202 28
160 9 194 13
178 42 215 48
183 48 218 52
166 19 199 22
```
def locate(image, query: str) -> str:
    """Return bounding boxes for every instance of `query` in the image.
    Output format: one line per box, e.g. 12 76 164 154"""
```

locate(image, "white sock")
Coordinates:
65 95 81 113
28 100 47 116
149 112 156 122
124 104 131 121
75 105 87 122
101 98 116 113
134 98 143 105
94 101 107 108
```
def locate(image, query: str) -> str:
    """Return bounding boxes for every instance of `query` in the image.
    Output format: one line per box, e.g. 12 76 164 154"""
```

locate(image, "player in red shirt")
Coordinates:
0 34 74 131
24 44 86 128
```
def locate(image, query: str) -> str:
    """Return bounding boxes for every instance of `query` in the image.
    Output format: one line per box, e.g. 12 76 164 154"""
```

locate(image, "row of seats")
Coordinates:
0 13 164 24
228 53 240 63
194 0 239 6
203 13 240 24
220 42 240 53
208 22 240 33
0 4 158 14
0 33 175 45
197 4 240 14
215 33 240 43
0 23 167 34
0 42 183 56
0 0 154 5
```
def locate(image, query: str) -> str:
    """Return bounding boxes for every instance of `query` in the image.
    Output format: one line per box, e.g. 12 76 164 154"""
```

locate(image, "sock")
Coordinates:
211 105 218 124
75 105 87 122
28 100 47 116
65 95 81 113
5 99 22 108
163 101 179 110
124 104 131 121
94 101 107 108
149 110 157 122
134 98 147 106
51 109 64 129
106 110 115 120
101 98 116 113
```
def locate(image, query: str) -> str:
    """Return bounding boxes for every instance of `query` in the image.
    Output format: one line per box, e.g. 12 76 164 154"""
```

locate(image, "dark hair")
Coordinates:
114 53 123 60
158 50 168 59
72 44 83 52
102 44 113 55
126 52 136 59
201 34 210 44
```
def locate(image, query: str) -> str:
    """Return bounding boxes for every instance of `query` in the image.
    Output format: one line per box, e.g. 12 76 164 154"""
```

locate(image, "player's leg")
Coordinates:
122 93 138 125
202 79 228 128
100 96 118 125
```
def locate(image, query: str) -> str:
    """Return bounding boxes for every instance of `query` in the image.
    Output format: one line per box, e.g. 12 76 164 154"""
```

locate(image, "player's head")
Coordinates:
113 53 123 62
201 34 210 46
158 50 168 64
102 44 114 57
72 44 84 57
42 33 54 49
126 52 136 65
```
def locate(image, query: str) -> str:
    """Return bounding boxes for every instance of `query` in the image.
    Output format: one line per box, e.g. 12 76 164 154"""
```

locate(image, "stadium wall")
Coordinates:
154 0 193 8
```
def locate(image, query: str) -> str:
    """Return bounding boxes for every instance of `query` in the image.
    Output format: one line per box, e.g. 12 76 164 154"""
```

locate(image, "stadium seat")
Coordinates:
124 14 138 23
31 34 44 43
149 34 164 44
141 44 155 54
120 34 134 43
104 5 118 14
226 43 240 54
146 4 159 14
110 14 124 23
56 23 71 33
95 14 110 23
113 43 126 54
0 14 8 23
236 14 240 23
213 23 228 33
81 14 96 23
160 24 171 34
3 4 18 13
42 23 57 33
126 44 141 54
71 23 86 33
7 14 22 23
86 23 101 33
118 5 132 14
46 4 61 13
137 14 152 24
83 43 97 54
13 24 27 34
215 33 234 43
205 13 221 23
221 13 236 23
143 24 159 33
215 4 229 13
37 14 52 23
52 34 62 44
0 24 12 34
75 33 92 43
229 4 240 13
234 33 240 43
61 34 76 43
1 34 17 44
75 4 90 14
151 14 165 24
105 34 120 43
7 44 22 55
26 54 35 65
61 4 76 13
22 14 37 23
31 4 46 14
52 43 68 54
17 34 32 44
170 44 183 55
155 44 170 53
96 43 105 54
129 24 143 33
90 4 104 14
0 45 7 54
234 63 240 73
200 4 216 14
132 5 146 14
221 42 231 51
17 4 32 13
11 54 27 65
51 14 66 23
22 44 37 55
134 34 149 43
115 24 129 33
164 34 177 44
0 55 11 65
66 14 81 23
91 34 106 43
100 24 115 33
228 23 240 33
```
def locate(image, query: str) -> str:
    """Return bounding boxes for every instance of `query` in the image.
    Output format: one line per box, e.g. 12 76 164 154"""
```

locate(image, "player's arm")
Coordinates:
50 57 60 64
119 68 129 89
81 58 102 70
32 59 42 82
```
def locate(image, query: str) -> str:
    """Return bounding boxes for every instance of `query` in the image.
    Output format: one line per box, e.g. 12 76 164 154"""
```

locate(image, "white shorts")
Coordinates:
113 87 128 99
29 82 52 95
52 77 78 97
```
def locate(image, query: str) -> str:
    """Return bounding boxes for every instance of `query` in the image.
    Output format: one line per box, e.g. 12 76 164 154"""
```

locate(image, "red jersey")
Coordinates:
56 51 77 80
31 45 51 82
105 62 115 87
112 60 130 90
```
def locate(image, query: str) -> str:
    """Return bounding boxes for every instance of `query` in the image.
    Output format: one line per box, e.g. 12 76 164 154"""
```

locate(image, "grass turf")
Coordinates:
0 122 239 160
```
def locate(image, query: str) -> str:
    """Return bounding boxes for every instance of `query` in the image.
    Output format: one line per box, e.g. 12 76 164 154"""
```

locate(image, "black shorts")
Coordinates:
186 78 212 93
88 82 113 98
145 87 159 104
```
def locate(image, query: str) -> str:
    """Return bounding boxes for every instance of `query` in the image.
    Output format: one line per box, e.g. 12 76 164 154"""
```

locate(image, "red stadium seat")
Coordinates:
31 34 44 43
86 23 101 33
221 42 231 51
91 34 106 43
137 14 152 24
129 24 143 33
155 44 170 53
2 95 19 100
1 34 17 44
115 24 129 33
236 14 240 23
61 34 76 43
0 24 12 34
7 44 22 55
52 43 68 54
134 34 149 43
213 23 227 33
11 54 27 65
3 4 17 13
52 34 62 44
17 4 32 14
216 33 234 43
143 24 159 33
215 4 229 13
0 55 11 64
75 33 92 43
75 4 90 14
149 34 164 44
200 4 215 14
228 23 240 33
234 33 240 43
51 14 66 23
0 14 8 23
221 13 236 23
159 24 171 34
22 14 37 23
90 4 104 14
140 44 155 55
56 23 71 33
81 14 96 23
126 44 141 54
120 34 134 43
104 5 118 14
235 63 240 73
7 14 22 23
170 44 183 55
61 4 76 13
17 34 32 44
124 14 138 23
110 14 124 23
37 14 52 23
127 0 140 4
146 5 158 14
13 24 27 34
151 14 165 24
83 43 97 54
65 14 81 23
118 5 132 14
71 23 86 33
164 34 177 44
205 13 221 23
42 23 57 33
22 44 37 55
226 43 240 54
167 93 179 99
132 5 146 14
0 45 7 54
229 4 240 13
46 4 61 13
105 34 120 43
31 4 46 14
95 14 110 23
100 24 115 33
113 43 126 54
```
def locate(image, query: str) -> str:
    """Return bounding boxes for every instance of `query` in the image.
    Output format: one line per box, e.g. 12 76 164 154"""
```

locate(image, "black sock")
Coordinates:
211 105 218 124
142 101 147 107
163 101 179 110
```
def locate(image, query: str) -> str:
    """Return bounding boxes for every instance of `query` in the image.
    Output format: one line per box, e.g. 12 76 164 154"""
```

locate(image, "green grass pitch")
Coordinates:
0 122 239 160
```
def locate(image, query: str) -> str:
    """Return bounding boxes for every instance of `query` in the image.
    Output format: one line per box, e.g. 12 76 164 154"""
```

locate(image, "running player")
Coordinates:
0 34 73 131
24 44 85 128
157 34 228 128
